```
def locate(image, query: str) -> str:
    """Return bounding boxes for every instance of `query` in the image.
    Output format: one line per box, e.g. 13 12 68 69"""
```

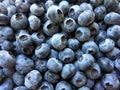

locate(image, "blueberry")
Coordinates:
101 73 120 90
71 71 87 87
99 38 115 53
3 67 15 78
30 3 44 16
104 0 119 12
0 78 14 90
15 0 30 13
31 32 45 45
75 27 91 42
78 10 95 26
46 5 64 23
43 20 59 36
104 12 120 25
107 25 120 41
0 13 9 26
117 38 120 48
25 70 42 89
12 72 24 86
55 81 72 90
35 59 48 73
38 81 54 90
78 86 90 90
47 58 63 73
44 70 60 84
61 63 76 79
51 33 67 50
0 4 8 15
115 58 120 71
45 0 54 10
98 57 114 72
48 49 59 59
78 54 95 71
82 41 99 55
85 63 101 80
0 50 15 68
94 5 107 21
59 0 70 15
59 48 75 63
13 86 28 90
90 0 103 7
35 43 50 58
0 68 4 82
79 2 93 12
106 47 120 60
67 38 80 50
85 79 95 89
94 81 105 90
10 13 28 30
28 15 41 30
95 30 107 44
16 54 34 74
68 5 81 20
75 49 83 60
62 17 77 33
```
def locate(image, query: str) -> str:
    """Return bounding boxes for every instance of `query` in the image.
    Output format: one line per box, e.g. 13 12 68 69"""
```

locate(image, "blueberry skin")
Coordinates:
94 5 107 21
59 0 70 14
79 2 93 12
0 68 4 82
68 5 81 20
44 70 60 84
99 38 115 53
78 54 95 71
85 63 101 80
82 41 99 55
117 38 120 48
59 48 75 63
0 78 14 90
30 3 44 16
75 27 91 42
104 0 119 12
25 70 42 90
90 0 103 7
13 86 28 90
43 20 59 36
55 81 72 90
78 86 90 90
106 47 120 60
68 38 80 50
28 15 41 30
0 50 15 68
16 54 34 74
61 63 76 79
47 58 63 73
94 81 105 90
48 49 59 59
3 67 15 78
45 0 54 10
95 30 107 44
46 5 64 24
115 58 120 71
62 17 77 33
107 25 120 41
7 5 17 18
104 12 120 25
85 79 95 89
35 59 47 73
98 57 114 73
51 33 67 50
12 72 24 86
0 4 8 15
78 10 95 26
38 81 54 90
10 13 28 30
31 32 45 45
16 30 33 48
75 49 83 60
15 0 30 13
71 71 87 88
101 73 120 90
35 43 50 58
0 13 9 26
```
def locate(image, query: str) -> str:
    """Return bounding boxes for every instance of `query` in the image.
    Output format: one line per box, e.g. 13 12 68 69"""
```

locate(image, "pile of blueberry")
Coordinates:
0 0 120 90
